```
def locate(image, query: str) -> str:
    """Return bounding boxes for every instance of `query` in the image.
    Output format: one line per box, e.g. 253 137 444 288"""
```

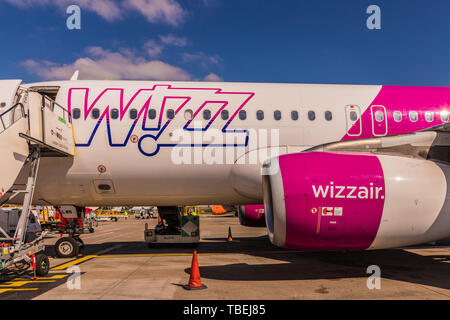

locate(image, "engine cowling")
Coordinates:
262 152 450 250
238 205 266 227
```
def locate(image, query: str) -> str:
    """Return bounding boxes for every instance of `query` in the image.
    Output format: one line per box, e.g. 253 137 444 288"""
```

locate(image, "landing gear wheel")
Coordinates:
35 253 50 276
55 237 79 258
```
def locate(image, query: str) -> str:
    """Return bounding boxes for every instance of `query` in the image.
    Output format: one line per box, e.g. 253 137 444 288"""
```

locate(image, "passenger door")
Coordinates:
345 105 362 137
371 105 388 136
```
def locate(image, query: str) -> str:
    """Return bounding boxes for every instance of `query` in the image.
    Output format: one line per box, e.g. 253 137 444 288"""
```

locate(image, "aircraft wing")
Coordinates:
305 126 450 164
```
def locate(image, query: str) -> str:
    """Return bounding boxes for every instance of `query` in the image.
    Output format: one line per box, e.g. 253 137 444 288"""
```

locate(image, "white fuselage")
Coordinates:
13 80 411 206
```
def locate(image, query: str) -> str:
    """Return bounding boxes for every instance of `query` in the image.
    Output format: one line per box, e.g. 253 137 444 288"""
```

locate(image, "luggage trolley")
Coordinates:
144 206 200 247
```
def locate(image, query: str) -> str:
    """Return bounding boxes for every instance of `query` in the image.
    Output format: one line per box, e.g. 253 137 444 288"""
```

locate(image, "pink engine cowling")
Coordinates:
262 152 450 250
237 205 266 227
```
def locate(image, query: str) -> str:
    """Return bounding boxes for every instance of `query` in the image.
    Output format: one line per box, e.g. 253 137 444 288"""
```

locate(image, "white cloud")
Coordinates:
143 34 188 57
144 40 164 58
123 0 186 26
5 0 185 25
76 0 122 21
22 46 191 81
182 52 222 69
159 34 188 47
203 73 223 82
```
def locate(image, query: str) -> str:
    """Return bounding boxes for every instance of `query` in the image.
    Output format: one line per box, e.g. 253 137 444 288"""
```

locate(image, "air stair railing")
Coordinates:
41 95 72 125
0 102 25 135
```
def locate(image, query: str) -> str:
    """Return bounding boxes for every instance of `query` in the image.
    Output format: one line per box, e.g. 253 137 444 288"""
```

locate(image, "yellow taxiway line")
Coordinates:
51 255 97 271
0 288 38 294
98 250 300 258
50 252 232 270
0 280 56 287
49 250 301 270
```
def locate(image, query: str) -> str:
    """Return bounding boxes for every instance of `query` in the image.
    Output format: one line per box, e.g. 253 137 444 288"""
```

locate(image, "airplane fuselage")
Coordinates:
15 80 449 206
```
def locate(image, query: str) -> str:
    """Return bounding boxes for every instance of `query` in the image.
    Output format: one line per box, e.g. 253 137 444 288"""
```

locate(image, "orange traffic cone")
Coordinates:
227 226 233 242
183 251 207 290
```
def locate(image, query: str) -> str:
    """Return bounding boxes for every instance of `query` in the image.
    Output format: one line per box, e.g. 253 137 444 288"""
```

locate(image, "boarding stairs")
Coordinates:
0 80 75 270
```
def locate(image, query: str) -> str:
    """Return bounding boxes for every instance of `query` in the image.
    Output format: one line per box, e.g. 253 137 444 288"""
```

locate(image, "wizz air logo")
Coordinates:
312 182 385 200
68 85 254 157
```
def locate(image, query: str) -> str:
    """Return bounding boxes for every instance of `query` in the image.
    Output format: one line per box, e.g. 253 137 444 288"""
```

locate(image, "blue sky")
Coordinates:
0 0 448 86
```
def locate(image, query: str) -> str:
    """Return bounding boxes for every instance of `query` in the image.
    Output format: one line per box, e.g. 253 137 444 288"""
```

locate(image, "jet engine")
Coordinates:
262 152 450 250
237 205 266 227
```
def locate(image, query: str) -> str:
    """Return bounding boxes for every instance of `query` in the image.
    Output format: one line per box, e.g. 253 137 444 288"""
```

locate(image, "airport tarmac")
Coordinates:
0 215 449 300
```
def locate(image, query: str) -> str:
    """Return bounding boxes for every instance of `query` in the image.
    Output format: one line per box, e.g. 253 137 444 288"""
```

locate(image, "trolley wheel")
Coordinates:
55 237 79 258
75 237 85 256
35 253 50 276
74 237 84 246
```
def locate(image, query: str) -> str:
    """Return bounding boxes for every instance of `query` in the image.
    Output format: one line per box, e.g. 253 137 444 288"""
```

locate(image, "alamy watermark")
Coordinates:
66 5 81 30
366 265 381 290
64 4 381 32
170 123 280 168
66 265 81 290
366 5 381 30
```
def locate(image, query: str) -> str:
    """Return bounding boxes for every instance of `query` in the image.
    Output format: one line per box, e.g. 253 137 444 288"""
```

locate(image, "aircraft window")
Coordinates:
184 109 193 121
350 111 358 122
148 109 156 120
409 111 418 122
274 110 281 121
221 110 229 120
325 111 332 121
129 108 138 119
91 108 100 119
375 110 384 122
425 111 433 122
72 108 81 119
239 110 247 120
110 108 119 119
393 111 402 122
440 111 449 122
291 111 298 120
203 109 211 120
308 111 315 121
167 109 175 119
256 110 264 120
